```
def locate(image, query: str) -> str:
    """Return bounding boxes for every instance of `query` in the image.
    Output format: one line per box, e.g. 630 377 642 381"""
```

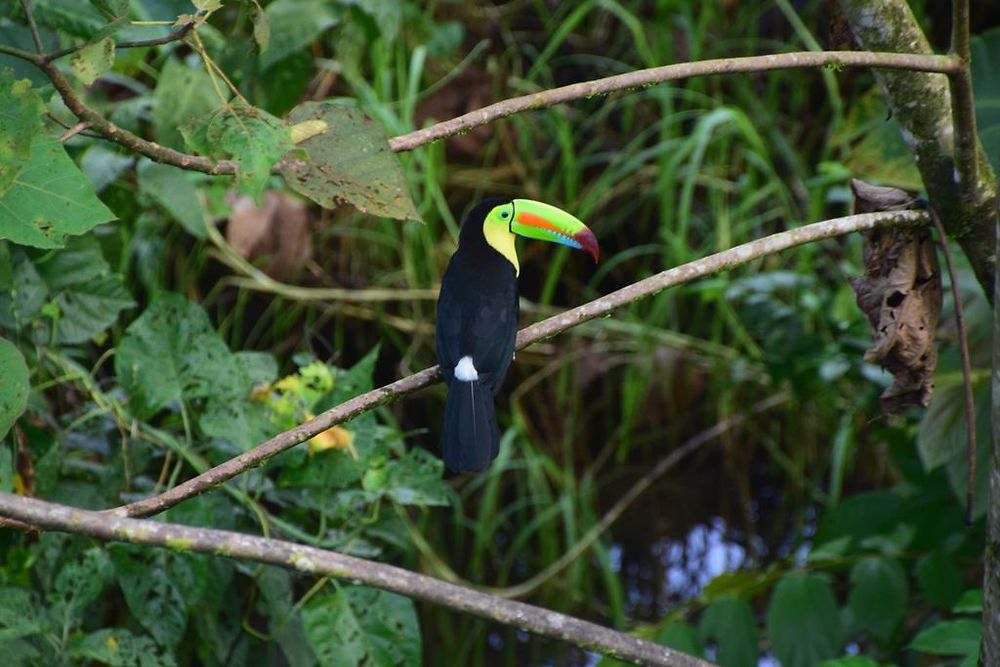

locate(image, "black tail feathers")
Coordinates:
441 380 500 473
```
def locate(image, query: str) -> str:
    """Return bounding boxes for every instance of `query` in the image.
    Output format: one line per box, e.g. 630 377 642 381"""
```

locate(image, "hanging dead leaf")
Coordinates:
849 179 941 412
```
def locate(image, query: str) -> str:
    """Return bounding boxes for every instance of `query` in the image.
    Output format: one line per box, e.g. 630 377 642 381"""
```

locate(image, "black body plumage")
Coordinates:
435 199 519 472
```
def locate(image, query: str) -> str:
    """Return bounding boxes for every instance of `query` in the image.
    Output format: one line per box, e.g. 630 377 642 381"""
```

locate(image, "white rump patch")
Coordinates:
455 356 479 382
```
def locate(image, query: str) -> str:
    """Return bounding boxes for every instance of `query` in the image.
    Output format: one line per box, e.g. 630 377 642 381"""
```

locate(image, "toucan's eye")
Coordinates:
500 210 510 219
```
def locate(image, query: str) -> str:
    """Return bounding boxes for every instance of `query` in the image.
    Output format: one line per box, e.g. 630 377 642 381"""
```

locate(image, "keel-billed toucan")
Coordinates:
436 198 599 472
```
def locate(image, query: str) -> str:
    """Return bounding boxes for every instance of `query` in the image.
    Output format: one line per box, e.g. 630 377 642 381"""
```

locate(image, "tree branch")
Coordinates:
838 0 998 300
1 45 957 177
110 210 930 519
19 0 44 53
387 51 958 152
0 492 712 667
949 0 978 201
44 23 196 62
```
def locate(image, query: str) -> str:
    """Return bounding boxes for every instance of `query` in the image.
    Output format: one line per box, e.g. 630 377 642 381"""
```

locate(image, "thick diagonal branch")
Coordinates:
110 210 930 519
0 493 711 667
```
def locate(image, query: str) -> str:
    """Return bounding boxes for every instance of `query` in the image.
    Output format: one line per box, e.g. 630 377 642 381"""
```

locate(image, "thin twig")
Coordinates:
109 210 930 519
19 0 44 54
949 0 978 200
58 121 92 142
45 23 195 62
929 207 978 524
387 51 959 152
0 493 712 667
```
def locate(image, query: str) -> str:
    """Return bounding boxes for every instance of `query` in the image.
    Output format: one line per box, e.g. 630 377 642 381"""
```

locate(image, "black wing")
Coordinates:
436 253 518 393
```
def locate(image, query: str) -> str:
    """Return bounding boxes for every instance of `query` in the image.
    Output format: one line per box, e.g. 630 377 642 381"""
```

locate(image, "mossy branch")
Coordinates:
837 0 997 300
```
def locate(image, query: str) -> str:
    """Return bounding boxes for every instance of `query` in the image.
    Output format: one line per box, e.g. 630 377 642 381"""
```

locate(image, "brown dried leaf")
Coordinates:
850 180 941 412
227 191 312 281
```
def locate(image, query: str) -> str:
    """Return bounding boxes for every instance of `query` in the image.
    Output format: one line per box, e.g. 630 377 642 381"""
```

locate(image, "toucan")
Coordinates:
435 197 599 472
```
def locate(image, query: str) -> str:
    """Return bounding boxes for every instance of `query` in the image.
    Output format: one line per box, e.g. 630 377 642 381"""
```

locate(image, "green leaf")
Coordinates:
70 37 115 85
256 567 317 667
136 160 207 237
52 547 113 629
352 0 401 42
111 547 188 648
697 596 758 667
766 572 842 667
384 447 448 506
152 60 224 150
303 585 421 667
115 293 265 448
953 589 983 614
115 292 236 418
918 378 989 470
0 239 133 344
33 237 134 344
0 71 44 196
654 622 704 658
911 619 981 656
0 587 45 642
847 556 908 642
260 0 340 70
80 145 133 193
182 105 291 200
916 551 964 609
248 0 270 52
32 0 111 38
0 135 116 248
0 247 46 329
280 102 421 222
0 337 28 440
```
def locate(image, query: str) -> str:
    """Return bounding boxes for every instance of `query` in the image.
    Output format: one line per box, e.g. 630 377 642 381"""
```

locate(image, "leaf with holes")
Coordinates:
115 293 241 418
280 102 421 221
303 585 420 667
0 72 44 196
384 447 448 506
0 135 116 248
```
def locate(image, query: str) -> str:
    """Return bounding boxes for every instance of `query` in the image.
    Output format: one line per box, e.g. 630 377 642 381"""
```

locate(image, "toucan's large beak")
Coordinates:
509 199 599 263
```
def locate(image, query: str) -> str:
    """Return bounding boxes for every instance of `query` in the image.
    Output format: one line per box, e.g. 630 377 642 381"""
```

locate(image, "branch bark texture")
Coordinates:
838 0 998 299
0 493 712 667
112 210 930 519
6 47 956 179
387 51 957 152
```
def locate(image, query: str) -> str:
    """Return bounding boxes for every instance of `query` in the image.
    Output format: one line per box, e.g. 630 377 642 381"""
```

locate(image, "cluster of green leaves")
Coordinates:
0 1 452 664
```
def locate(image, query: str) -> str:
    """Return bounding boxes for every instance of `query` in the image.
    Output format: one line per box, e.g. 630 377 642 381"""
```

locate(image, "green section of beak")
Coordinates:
509 199 600 262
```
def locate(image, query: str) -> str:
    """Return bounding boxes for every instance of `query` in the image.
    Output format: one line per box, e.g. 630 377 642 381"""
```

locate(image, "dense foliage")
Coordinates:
0 1 997 665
